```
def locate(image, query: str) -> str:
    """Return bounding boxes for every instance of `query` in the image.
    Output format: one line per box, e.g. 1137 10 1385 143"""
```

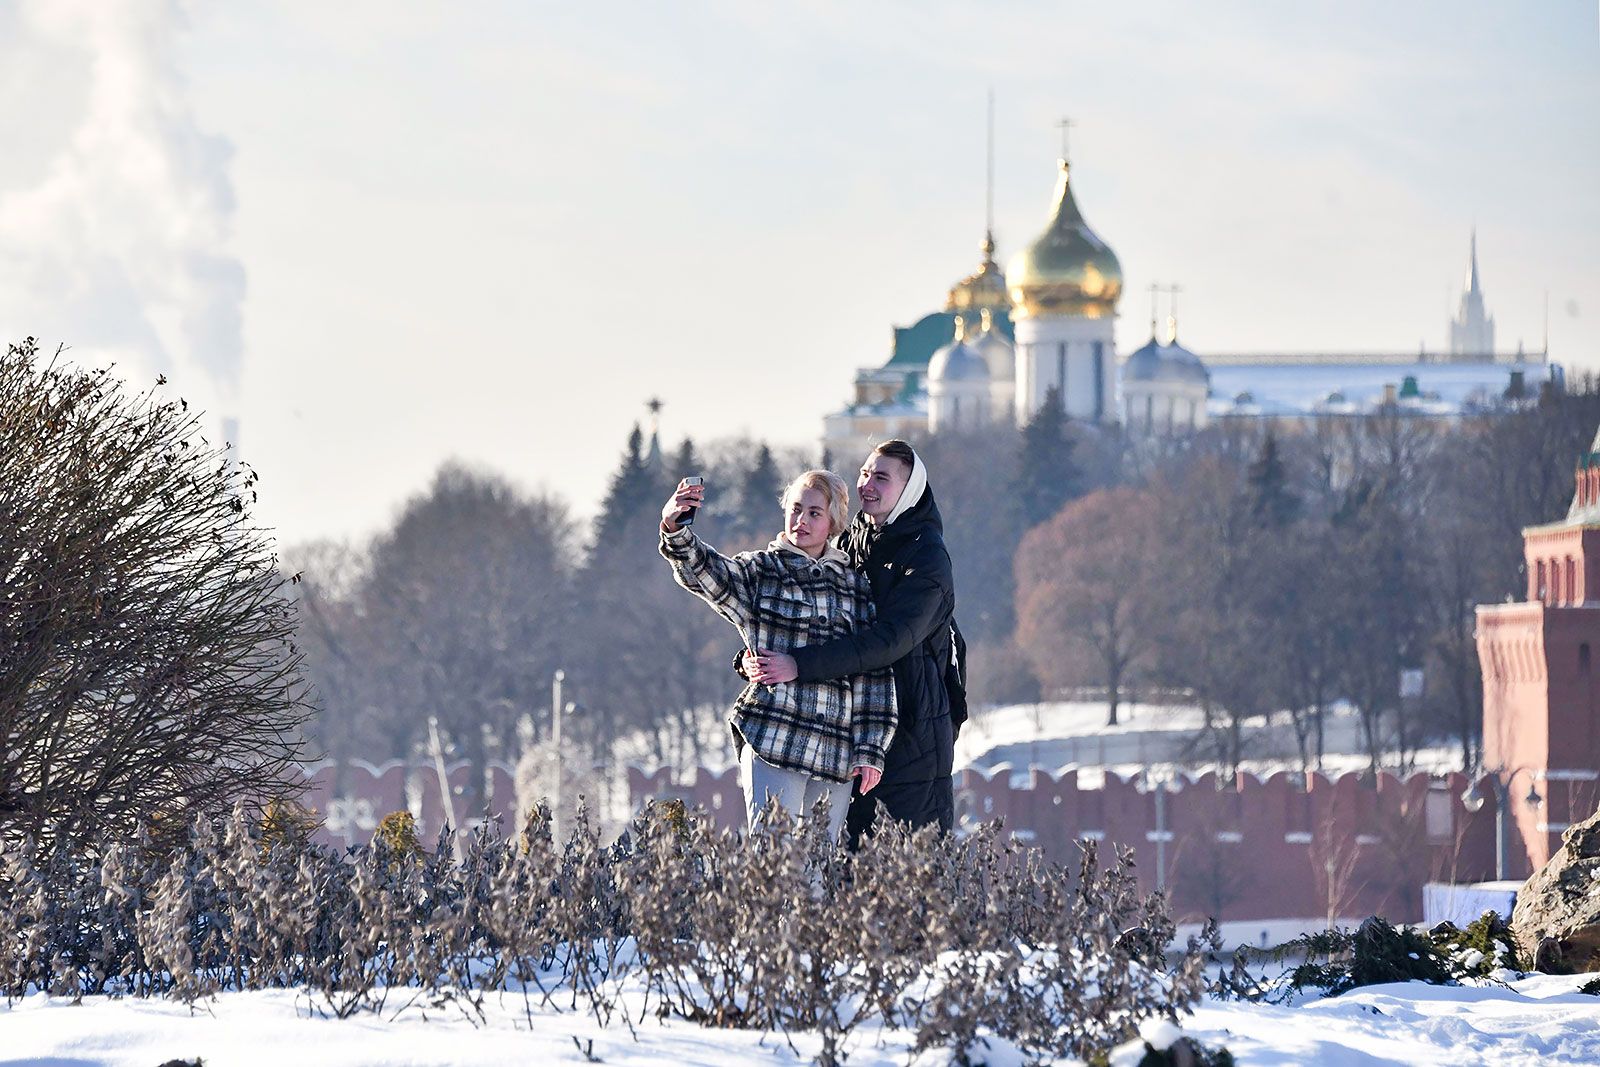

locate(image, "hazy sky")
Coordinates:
2 1 1597 547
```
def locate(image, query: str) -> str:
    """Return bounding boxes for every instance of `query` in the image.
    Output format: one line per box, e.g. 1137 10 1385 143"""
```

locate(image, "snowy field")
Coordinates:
5 973 1599 1066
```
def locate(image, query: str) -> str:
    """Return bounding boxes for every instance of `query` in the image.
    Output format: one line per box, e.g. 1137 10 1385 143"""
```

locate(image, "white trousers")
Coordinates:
737 745 850 844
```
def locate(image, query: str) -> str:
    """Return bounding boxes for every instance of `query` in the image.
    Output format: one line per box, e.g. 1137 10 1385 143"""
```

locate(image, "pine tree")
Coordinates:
593 424 657 555
737 443 784 541
666 437 708 532
668 437 703 484
1246 431 1300 528
1016 385 1080 527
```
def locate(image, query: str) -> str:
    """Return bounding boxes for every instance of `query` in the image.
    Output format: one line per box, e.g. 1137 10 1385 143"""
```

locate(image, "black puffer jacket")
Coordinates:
790 487 956 837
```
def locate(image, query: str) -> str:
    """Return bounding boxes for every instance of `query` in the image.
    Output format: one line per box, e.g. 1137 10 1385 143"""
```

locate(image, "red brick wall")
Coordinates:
627 766 1511 925
289 758 1563 926
298 758 519 849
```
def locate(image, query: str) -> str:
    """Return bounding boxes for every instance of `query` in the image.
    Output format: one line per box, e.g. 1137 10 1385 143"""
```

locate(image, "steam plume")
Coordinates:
0 0 245 408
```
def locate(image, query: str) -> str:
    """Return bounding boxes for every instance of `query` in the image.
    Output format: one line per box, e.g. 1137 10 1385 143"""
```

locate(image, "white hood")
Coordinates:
882 448 928 527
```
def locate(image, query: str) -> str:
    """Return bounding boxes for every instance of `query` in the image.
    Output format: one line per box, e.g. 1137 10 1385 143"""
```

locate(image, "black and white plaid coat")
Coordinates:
660 525 898 782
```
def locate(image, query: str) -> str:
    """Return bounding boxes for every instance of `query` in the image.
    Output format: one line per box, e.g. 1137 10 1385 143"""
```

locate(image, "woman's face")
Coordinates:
784 486 833 554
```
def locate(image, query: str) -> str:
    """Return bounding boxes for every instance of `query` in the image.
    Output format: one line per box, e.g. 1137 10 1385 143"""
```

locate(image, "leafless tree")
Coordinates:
0 339 311 850
1309 805 1365 931
292 463 577 782
1015 487 1163 726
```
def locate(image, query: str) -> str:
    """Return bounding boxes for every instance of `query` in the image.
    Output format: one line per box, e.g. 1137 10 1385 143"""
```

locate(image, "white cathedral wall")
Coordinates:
990 378 1015 424
929 381 990 434
1013 314 1118 425
1123 381 1209 434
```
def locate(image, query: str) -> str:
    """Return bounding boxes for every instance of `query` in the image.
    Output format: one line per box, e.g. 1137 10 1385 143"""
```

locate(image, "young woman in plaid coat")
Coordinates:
659 469 897 842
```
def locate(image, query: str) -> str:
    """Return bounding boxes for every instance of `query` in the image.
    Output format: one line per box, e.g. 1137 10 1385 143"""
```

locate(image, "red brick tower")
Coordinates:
1475 433 1600 877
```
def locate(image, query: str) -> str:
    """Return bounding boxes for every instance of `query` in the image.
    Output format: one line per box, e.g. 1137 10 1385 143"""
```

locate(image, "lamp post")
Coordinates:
552 669 565 841
426 715 464 862
1138 769 1175 891
1461 767 1544 881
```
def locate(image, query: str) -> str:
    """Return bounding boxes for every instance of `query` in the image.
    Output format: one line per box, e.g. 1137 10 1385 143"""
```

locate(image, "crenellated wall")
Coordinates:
290 758 1552 925
627 764 1524 925
297 758 519 849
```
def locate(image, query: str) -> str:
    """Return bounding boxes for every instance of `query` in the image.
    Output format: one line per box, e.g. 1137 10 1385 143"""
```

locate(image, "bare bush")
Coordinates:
0 802 1216 1062
0 339 310 850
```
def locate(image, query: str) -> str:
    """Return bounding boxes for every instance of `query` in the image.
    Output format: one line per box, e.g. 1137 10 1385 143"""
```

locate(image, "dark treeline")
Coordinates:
291 380 1600 783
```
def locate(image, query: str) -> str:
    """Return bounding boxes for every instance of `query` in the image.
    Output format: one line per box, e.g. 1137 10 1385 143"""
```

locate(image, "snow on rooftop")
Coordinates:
1205 361 1557 418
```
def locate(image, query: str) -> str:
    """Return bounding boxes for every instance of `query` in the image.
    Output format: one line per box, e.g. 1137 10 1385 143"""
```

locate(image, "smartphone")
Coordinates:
679 476 704 526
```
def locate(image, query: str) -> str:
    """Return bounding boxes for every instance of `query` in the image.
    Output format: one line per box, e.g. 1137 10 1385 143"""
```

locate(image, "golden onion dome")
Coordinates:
1006 159 1122 319
945 231 1011 317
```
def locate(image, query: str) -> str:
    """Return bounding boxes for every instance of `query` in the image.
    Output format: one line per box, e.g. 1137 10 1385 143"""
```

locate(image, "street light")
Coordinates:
1136 768 1176 891
552 669 565 841
1460 767 1544 881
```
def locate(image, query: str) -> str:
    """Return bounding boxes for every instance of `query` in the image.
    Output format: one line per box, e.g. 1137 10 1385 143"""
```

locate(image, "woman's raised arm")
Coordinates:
658 477 757 629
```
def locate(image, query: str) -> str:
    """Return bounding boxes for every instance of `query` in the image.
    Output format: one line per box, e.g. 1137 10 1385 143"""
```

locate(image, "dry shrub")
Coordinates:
0 800 1217 1062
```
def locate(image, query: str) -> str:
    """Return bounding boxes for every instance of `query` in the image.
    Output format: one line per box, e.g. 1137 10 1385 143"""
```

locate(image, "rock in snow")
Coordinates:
1513 807 1600 974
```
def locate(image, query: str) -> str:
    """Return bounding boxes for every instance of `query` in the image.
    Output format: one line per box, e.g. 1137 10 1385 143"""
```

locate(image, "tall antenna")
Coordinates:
985 87 996 237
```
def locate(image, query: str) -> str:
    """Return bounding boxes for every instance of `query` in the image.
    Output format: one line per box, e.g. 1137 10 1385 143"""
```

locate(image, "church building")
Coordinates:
823 137 1559 461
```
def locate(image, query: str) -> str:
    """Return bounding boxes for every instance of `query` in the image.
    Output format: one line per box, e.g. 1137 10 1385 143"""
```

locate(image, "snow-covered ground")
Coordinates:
5 974 1598 1066
956 700 1462 784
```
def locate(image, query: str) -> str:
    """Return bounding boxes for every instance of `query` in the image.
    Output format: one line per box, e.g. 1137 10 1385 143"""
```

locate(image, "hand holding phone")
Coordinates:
678 476 704 526
661 476 704 532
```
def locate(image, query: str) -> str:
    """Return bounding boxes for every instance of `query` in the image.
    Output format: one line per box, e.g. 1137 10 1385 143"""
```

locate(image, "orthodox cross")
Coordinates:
1160 283 1184 341
1163 283 1183 321
1057 117 1076 161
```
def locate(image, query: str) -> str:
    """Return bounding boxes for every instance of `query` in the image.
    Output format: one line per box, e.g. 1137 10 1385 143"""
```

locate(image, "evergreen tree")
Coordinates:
592 424 657 556
668 437 703 485
1016 385 1080 527
666 437 710 533
1246 431 1300 528
736 443 784 541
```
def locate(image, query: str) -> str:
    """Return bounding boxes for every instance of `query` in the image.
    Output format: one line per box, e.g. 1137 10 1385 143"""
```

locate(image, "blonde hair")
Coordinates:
781 469 851 539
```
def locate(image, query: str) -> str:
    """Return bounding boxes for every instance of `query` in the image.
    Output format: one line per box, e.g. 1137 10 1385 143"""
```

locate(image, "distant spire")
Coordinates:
644 397 663 466
1450 230 1494 356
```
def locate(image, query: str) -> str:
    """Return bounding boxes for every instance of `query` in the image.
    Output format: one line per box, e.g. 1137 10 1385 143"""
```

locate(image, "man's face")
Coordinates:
857 453 911 522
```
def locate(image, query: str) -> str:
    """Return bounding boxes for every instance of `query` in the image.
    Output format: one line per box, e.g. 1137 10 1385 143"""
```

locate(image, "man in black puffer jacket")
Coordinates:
747 439 958 840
